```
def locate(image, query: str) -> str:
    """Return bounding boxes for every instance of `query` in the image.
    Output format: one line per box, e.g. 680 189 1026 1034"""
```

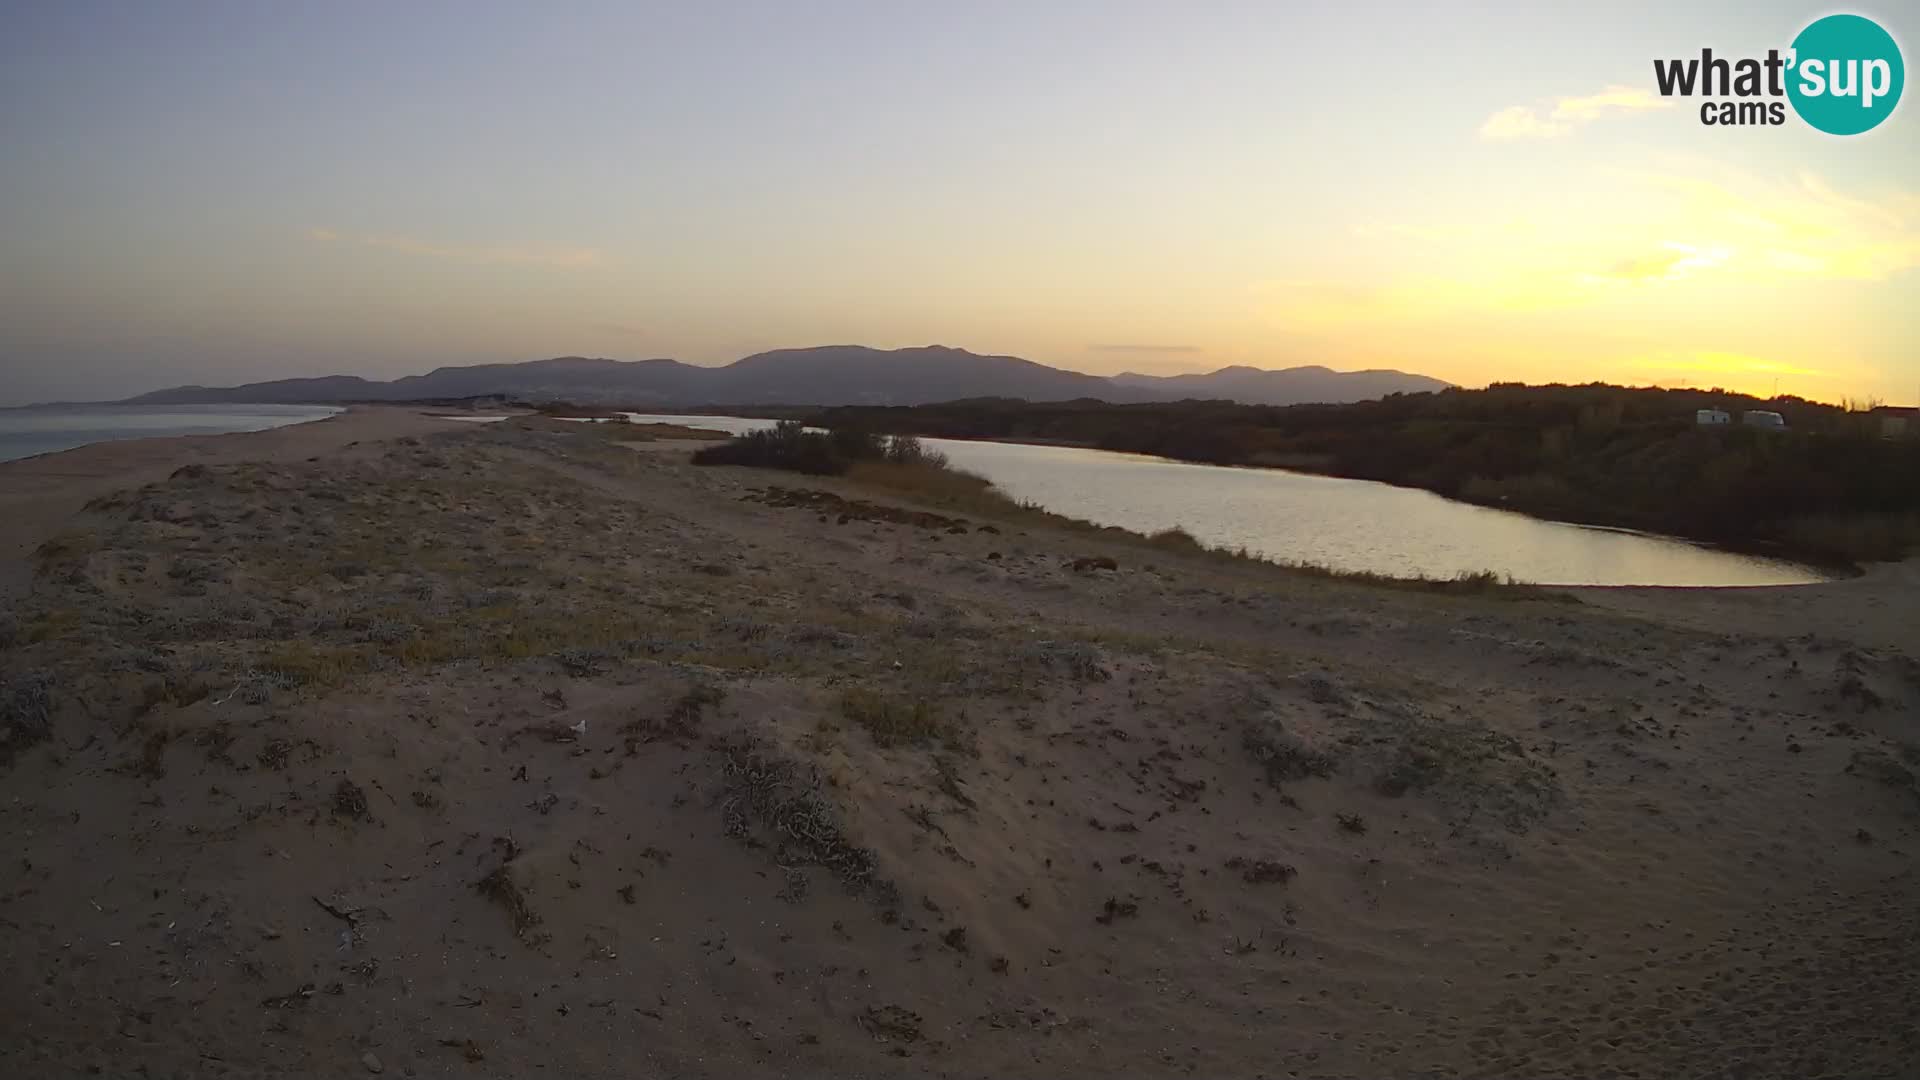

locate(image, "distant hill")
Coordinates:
1111 364 1452 405
124 347 1450 408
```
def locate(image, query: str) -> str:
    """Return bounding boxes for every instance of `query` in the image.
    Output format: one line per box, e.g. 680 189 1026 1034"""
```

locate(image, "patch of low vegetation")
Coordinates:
841 459 1014 520
257 738 293 770
839 687 944 749
0 672 54 767
1224 856 1297 884
2 443 700 708
1372 721 1560 831
856 1004 922 1044
1243 719 1339 788
714 736 885 896
749 485 971 531
693 421 953 477
475 865 542 943
331 778 371 821
260 643 369 690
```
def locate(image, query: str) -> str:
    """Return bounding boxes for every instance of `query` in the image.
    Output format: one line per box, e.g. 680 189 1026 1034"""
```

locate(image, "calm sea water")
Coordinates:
624 413 1828 587
0 404 342 463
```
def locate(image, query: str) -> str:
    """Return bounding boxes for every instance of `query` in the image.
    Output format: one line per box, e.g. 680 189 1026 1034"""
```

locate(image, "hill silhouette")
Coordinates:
123 346 1449 408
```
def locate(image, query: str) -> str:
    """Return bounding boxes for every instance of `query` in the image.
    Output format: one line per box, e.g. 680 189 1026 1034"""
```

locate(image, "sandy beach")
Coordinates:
1 414 1914 1079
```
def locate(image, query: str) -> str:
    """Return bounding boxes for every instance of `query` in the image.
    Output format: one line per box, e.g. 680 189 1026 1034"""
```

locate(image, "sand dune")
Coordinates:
0 417 1914 1078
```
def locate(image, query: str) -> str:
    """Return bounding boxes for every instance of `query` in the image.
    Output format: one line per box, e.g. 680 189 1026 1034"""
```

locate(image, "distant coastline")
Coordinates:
0 403 342 464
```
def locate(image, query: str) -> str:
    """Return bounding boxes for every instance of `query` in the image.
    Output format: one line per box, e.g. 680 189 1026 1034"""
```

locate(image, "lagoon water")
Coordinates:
0 404 342 463
625 413 1827 587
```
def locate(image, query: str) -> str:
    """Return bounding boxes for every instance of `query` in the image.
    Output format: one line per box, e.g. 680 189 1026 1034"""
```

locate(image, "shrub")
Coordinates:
1147 526 1204 552
884 435 949 469
692 423 957 479
715 736 882 889
692 422 851 475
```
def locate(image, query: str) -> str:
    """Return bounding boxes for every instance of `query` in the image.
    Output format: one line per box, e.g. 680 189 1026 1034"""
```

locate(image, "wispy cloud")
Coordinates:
1632 170 1920 282
305 227 606 269
1552 86 1669 122
1479 85 1669 140
1585 241 1732 284
1087 343 1202 354
1295 169 1917 331
1479 105 1573 141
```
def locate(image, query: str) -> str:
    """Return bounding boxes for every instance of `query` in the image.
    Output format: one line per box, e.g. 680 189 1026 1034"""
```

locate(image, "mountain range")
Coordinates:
125 346 1452 408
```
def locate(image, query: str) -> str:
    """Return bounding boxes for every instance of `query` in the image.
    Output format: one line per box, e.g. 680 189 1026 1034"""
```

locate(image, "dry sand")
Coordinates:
0 415 1914 1079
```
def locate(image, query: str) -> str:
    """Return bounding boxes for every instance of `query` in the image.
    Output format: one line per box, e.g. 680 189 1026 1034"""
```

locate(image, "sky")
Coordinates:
1 0 1916 406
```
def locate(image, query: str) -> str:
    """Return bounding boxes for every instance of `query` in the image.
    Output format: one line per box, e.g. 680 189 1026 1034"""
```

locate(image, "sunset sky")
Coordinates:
2 1 1915 406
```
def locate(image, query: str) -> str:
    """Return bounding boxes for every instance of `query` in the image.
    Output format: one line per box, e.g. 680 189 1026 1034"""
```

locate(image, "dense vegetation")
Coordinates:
792 386 1920 565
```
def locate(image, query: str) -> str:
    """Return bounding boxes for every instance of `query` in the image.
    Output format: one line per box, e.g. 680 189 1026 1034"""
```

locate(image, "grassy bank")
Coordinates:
694 424 1551 597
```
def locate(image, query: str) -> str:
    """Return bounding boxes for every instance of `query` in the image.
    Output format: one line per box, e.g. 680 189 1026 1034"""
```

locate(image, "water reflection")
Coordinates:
619 414 1827 587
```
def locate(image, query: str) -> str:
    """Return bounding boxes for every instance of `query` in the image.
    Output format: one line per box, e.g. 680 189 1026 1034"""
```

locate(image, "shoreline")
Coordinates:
0 404 347 467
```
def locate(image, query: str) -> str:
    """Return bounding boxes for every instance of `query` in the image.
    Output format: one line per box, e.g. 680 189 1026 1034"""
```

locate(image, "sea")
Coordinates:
0 404 343 464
